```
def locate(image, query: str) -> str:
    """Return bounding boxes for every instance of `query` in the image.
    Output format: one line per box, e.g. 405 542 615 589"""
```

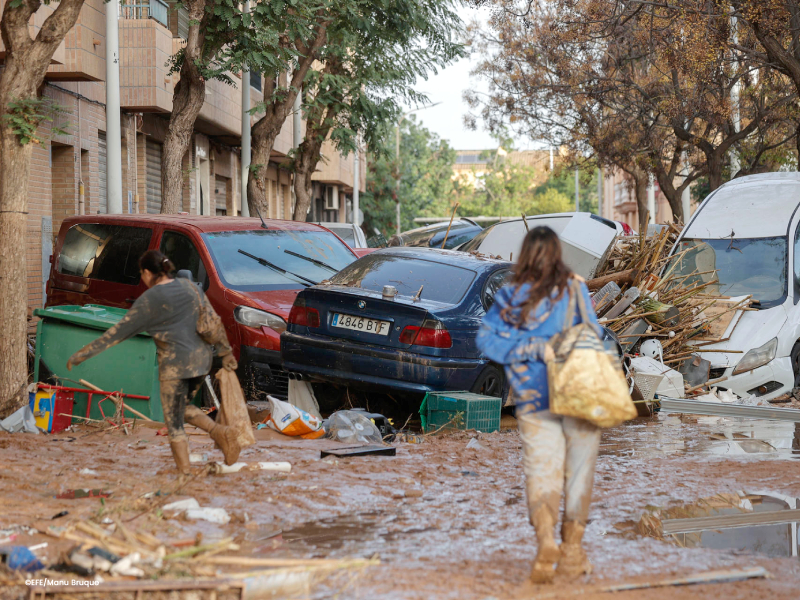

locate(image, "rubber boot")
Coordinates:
556 521 592 578
184 407 241 466
169 437 192 475
529 505 560 584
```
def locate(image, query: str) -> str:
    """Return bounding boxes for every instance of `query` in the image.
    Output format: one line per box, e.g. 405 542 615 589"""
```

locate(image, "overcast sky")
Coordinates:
404 6 500 151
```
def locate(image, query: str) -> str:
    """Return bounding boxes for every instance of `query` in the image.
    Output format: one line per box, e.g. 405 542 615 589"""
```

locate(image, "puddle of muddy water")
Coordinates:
634 492 800 559
601 414 800 460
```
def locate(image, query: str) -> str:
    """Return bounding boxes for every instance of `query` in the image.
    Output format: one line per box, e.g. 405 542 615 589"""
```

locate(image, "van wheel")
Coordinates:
471 365 505 398
792 342 800 387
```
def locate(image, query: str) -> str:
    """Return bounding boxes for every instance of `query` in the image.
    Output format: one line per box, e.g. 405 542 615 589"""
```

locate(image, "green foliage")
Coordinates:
2 98 68 146
362 116 457 236
533 169 598 213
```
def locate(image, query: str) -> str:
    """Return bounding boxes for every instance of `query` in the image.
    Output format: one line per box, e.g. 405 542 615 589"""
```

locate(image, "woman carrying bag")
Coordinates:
67 250 241 475
478 227 633 584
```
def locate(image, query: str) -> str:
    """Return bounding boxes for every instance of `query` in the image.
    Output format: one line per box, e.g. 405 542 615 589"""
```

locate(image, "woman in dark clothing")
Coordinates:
477 227 601 584
67 250 241 475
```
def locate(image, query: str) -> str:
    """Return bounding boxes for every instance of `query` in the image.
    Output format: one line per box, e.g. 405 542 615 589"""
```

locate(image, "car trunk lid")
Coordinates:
297 285 437 349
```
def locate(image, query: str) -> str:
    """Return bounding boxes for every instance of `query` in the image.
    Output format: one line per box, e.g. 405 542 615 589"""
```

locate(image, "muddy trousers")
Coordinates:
160 376 208 442
517 409 601 527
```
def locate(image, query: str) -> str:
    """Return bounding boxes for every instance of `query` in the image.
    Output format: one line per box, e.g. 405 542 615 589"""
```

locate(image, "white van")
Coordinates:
459 212 619 279
671 172 800 401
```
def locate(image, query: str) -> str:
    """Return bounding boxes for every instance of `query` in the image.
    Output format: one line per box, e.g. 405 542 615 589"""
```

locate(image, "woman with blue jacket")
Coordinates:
478 226 602 584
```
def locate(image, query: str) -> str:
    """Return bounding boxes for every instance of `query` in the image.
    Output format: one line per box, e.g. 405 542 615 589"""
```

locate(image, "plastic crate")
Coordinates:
421 391 501 433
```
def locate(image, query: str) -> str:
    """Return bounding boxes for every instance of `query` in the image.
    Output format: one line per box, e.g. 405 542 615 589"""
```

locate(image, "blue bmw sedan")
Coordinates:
280 247 513 400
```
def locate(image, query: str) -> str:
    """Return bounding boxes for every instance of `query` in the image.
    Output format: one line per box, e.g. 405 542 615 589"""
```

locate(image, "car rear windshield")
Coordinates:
668 237 787 308
202 229 356 291
58 223 152 285
329 254 477 305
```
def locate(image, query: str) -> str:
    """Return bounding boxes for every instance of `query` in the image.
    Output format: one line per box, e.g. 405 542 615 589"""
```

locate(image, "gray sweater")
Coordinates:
71 278 232 381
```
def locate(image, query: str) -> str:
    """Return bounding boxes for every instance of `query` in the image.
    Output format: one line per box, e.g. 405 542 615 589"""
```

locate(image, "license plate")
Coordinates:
331 313 391 336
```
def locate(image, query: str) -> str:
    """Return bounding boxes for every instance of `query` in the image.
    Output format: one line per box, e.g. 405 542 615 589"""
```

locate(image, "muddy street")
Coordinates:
2 411 800 599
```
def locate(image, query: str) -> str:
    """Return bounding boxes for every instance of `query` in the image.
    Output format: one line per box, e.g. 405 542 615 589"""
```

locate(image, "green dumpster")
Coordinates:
33 305 165 422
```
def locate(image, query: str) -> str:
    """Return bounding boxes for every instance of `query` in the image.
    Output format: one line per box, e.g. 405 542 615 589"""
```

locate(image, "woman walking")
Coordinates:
478 227 602 584
67 250 241 475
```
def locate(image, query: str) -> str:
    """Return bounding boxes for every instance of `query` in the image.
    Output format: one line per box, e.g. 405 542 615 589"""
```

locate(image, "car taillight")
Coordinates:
399 319 452 348
288 299 320 328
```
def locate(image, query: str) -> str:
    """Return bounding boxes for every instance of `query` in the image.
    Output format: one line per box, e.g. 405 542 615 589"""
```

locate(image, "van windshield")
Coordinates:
202 230 355 291
669 237 787 309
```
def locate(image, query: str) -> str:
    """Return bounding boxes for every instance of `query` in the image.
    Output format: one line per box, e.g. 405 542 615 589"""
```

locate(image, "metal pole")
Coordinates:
574 168 579 212
239 2 251 217
549 147 554 172
597 167 603 217
395 123 401 234
647 174 656 224
291 86 301 220
105 0 123 214
353 138 359 226
730 11 741 177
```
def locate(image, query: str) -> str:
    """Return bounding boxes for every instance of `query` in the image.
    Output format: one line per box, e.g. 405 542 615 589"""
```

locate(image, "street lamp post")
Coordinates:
395 102 442 234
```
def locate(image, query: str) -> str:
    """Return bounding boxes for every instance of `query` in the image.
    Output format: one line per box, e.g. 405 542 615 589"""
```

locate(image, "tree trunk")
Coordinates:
707 153 724 192
292 141 323 221
633 172 649 232
0 0 87 416
0 127 34 416
247 25 329 218
161 1 210 214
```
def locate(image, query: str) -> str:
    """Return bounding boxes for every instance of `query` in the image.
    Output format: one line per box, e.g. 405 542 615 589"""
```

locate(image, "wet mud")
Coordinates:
1 412 800 599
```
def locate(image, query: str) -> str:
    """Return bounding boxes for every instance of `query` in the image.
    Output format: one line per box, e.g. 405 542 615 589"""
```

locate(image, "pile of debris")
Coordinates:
587 226 756 404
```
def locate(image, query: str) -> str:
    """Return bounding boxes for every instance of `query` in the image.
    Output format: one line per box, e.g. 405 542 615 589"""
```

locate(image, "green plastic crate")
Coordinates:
420 391 501 433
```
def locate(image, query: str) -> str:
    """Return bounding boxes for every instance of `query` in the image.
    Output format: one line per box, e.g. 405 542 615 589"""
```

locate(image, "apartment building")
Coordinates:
3 0 365 310
452 148 554 187
598 168 696 229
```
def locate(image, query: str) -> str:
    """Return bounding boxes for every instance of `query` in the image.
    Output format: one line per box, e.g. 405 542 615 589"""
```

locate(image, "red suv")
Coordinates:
46 215 357 398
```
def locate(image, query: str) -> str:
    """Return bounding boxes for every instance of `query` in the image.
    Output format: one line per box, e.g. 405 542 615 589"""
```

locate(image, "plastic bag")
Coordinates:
215 370 255 448
267 396 325 439
326 410 383 444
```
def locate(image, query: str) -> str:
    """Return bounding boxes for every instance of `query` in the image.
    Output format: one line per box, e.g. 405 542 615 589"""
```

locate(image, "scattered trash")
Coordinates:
395 432 424 444
326 410 383 444
55 489 112 499
185 507 231 524
50 510 69 520
209 462 292 474
350 408 397 441
288 378 322 420
630 356 685 398
600 567 768 593
267 396 324 439
189 452 209 463
0 546 45 571
0 405 40 434
29 387 74 433
678 354 711 388
79 467 99 475
163 498 201 512
466 438 488 451
320 445 396 458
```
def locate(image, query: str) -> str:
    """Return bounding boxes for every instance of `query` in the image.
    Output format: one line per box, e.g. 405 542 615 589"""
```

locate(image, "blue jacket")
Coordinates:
477 280 600 413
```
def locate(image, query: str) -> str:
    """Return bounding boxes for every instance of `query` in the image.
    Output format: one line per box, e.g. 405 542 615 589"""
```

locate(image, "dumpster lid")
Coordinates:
33 305 151 336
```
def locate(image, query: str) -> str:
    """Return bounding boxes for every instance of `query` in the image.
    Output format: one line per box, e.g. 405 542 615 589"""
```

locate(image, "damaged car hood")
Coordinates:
699 304 788 368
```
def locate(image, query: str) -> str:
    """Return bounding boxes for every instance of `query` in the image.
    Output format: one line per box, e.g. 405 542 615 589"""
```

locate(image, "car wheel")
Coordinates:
471 365 505 398
791 342 800 387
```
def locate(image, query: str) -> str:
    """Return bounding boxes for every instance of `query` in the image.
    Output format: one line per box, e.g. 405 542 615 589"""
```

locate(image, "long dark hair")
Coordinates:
139 250 175 279
503 226 572 325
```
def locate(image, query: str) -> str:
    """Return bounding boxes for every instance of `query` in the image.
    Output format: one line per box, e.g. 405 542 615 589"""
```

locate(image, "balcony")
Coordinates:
312 141 366 192
120 0 169 29
119 11 174 112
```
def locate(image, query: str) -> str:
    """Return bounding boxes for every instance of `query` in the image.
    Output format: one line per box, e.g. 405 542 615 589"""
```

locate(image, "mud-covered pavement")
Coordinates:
2 412 800 599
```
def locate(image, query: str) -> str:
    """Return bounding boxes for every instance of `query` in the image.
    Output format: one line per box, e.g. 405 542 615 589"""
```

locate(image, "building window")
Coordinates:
250 71 262 92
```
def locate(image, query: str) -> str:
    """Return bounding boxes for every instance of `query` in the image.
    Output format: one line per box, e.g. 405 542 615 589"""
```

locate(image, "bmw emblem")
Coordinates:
357 300 366 310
